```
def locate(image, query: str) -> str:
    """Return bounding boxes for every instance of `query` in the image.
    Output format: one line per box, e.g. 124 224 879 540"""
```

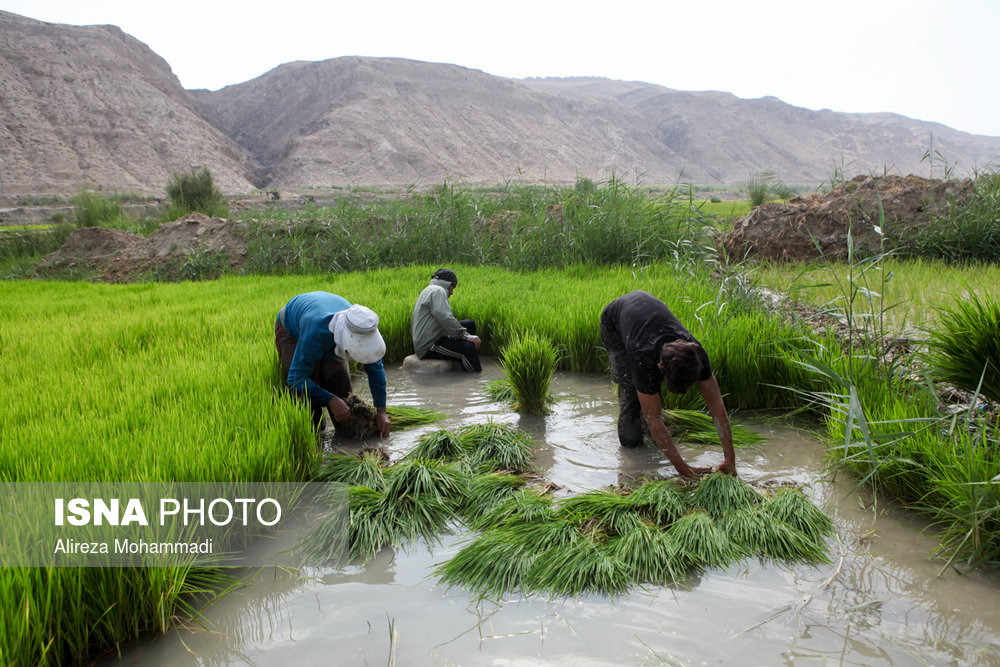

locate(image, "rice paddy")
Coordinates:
4 178 999 662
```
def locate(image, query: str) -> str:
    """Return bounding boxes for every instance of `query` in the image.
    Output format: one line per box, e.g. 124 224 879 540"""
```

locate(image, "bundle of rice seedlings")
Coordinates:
667 509 739 568
436 528 539 598
499 332 560 414
380 459 469 544
404 428 467 461
458 420 534 471
690 472 761 518
661 408 763 447
556 489 644 536
386 405 447 429
470 489 554 531
383 459 469 503
605 521 686 585
461 472 527 523
723 506 770 557
761 486 836 544
485 378 517 404
315 450 387 490
628 479 688 526
347 486 395 563
525 536 631 597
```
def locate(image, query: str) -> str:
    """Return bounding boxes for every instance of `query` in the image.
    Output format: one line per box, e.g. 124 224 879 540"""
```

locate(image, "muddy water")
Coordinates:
110 361 1000 666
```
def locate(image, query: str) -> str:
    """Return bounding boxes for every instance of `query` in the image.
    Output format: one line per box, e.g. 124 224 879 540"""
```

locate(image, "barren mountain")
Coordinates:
187 60 1000 189
0 10 257 197
3 9 1000 200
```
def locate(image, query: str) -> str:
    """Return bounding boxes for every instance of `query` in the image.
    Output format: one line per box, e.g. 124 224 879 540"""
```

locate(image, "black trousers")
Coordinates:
600 308 644 448
421 319 482 372
275 318 352 429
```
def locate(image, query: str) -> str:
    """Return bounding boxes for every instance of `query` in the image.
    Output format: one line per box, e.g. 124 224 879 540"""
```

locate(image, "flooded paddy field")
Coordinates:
109 362 1000 666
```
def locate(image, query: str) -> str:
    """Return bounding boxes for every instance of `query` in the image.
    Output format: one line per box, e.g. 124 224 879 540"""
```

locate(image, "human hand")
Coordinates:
376 409 391 437
328 396 350 422
468 335 481 349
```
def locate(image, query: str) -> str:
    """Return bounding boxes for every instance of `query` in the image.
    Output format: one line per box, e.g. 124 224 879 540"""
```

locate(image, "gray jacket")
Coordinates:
411 278 470 357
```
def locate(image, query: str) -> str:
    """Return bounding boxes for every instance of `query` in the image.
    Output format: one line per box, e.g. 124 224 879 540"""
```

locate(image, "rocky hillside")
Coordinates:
0 10 257 197
3 10 1000 199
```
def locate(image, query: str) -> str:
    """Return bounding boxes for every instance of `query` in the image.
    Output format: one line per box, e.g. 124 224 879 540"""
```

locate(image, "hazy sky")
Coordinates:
5 0 999 137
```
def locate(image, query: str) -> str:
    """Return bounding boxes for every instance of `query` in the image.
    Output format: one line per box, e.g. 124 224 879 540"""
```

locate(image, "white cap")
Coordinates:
329 304 385 364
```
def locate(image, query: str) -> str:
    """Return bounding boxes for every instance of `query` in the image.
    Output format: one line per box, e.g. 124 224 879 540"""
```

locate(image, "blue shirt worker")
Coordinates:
600 290 735 479
275 291 390 437
411 268 482 372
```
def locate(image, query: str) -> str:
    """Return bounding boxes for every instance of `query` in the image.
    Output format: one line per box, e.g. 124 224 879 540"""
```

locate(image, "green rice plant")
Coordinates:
605 521 686 585
470 489 554 530
761 486 836 544
725 506 828 563
690 472 762 518
497 332 560 414
556 489 644 536
662 408 764 448
347 486 396 563
666 509 740 568
385 405 447 429
484 378 517 404
628 479 688 526
457 420 535 471
436 528 540 598
922 290 1000 404
525 536 632 597
382 458 469 504
461 472 527 524
315 450 387 489
404 428 466 461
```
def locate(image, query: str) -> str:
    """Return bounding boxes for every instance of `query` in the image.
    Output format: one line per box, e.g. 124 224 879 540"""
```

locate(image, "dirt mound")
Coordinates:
37 213 248 281
722 175 972 262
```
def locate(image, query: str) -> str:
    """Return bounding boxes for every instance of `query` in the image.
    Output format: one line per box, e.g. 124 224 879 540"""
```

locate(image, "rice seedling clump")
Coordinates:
691 472 762 518
498 332 560 414
405 428 467 461
437 475 835 597
458 419 535 470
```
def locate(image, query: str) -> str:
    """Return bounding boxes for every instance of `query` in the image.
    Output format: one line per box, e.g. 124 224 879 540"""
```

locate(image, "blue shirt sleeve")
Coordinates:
363 359 387 409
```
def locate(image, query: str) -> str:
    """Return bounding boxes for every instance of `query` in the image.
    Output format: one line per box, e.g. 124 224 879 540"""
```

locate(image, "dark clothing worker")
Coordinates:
275 291 390 437
600 290 735 479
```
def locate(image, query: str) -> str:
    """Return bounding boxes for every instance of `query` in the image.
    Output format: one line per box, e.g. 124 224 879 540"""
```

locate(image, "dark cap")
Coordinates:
431 268 458 286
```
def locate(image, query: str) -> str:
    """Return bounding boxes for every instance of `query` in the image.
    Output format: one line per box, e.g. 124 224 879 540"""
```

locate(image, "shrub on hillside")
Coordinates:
165 168 228 218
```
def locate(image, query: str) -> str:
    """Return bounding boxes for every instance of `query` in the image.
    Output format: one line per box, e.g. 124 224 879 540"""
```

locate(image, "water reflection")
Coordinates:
107 361 1000 666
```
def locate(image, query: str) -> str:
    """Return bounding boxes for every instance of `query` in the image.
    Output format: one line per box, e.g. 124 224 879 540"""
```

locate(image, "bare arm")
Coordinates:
637 391 706 479
698 374 736 475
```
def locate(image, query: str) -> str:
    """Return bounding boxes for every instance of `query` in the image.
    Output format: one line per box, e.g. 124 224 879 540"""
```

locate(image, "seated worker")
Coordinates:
411 268 482 372
600 290 735 479
275 291 390 437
